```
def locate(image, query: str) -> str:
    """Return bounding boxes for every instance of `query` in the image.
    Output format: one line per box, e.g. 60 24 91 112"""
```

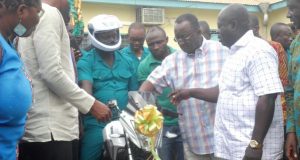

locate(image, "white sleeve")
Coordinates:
32 6 94 114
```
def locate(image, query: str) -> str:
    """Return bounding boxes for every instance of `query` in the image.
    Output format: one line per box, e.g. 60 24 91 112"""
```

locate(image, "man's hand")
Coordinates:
73 49 82 62
242 146 263 160
286 132 298 160
90 100 112 122
169 89 190 105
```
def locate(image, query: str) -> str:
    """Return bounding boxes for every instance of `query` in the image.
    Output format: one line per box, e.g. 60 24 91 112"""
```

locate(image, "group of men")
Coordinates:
12 0 300 160
141 1 300 160
15 0 183 159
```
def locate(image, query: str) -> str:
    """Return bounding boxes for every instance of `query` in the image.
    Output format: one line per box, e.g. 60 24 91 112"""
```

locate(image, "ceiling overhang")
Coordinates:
83 0 286 12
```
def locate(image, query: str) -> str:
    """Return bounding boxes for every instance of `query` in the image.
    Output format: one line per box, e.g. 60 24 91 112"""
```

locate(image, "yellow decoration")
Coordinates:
69 0 84 36
134 105 163 160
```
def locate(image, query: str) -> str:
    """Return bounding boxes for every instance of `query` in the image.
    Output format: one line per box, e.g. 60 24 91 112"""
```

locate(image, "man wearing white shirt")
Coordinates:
17 1 111 160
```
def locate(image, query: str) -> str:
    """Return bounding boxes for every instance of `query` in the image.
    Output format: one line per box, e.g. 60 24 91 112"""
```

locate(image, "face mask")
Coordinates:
13 23 27 37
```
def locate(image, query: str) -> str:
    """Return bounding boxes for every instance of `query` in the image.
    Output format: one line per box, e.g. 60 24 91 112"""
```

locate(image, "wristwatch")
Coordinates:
249 140 262 149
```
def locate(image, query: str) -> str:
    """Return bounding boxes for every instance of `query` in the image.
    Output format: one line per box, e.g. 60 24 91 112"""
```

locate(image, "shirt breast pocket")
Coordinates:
93 70 111 80
92 70 112 88
117 69 133 81
221 64 245 96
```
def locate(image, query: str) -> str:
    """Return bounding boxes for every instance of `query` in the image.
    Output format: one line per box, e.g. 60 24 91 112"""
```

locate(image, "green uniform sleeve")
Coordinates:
120 51 139 91
129 75 138 91
286 85 295 132
137 61 149 84
286 43 296 132
77 51 94 84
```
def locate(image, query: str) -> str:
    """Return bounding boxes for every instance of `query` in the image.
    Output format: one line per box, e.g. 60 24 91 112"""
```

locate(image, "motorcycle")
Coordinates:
102 91 162 160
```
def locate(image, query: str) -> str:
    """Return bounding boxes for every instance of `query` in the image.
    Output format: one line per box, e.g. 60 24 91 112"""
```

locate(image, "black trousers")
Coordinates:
19 139 79 160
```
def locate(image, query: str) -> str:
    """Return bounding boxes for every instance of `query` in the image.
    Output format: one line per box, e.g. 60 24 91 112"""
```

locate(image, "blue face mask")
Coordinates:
13 23 27 37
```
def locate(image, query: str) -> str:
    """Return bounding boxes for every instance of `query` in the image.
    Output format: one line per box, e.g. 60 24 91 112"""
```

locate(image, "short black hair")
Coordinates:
0 0 39 11
270 22 290 40
199 21 210 30
175 13 199 31
249 14 259 28
128 22 145 33
146 26 166 38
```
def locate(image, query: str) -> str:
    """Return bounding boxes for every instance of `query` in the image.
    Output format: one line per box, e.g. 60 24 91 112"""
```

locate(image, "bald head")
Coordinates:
218 4 249 31
270 23 290 40
217 4 250 47
199 21 211 39
43 0 70 24
43 0 69 10
249 14 259 27
249 14 260 37
270 22 293 50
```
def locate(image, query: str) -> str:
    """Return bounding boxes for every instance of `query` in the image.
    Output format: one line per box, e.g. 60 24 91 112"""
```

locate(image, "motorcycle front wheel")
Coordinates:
129 140 152 160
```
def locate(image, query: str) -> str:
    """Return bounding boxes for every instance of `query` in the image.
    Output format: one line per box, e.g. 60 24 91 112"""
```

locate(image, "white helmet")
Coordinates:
87 14 123 52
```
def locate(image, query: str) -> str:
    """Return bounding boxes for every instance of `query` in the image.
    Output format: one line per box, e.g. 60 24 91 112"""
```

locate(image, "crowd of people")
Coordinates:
1 0 300 160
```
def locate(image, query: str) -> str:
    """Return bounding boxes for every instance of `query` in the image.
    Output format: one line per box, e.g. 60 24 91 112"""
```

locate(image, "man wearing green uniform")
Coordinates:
121 22 151 76
285 0 300 158
77 15 138 160
138 26 184 160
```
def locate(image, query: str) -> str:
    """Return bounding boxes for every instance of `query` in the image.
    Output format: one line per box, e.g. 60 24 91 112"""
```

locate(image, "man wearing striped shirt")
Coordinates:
139 13 228 159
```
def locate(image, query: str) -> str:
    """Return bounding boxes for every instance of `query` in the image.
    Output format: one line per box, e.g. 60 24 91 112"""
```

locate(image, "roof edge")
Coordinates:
269 0 287 11
83 0 260 12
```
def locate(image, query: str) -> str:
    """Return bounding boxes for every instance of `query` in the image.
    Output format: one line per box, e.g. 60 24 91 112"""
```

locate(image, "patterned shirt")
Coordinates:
147 37 228 154
269 41 289 124
215 31 284 160
286 34 300 142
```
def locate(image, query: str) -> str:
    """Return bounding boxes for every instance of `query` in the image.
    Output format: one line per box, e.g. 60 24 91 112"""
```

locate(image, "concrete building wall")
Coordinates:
81 3 290 49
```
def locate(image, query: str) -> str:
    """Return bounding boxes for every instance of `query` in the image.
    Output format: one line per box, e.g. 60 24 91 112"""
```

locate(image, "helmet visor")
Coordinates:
94 29 120 46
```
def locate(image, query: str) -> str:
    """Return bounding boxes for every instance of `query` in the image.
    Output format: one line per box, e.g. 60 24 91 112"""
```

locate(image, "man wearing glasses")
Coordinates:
139 13 228 159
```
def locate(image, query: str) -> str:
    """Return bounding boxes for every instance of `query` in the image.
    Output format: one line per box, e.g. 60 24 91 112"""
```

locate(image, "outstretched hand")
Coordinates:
73 49 82 62
169 89 190 105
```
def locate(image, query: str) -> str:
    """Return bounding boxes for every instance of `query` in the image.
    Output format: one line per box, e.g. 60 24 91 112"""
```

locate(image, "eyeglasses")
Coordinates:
174 32 193 43
38 8 45 18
